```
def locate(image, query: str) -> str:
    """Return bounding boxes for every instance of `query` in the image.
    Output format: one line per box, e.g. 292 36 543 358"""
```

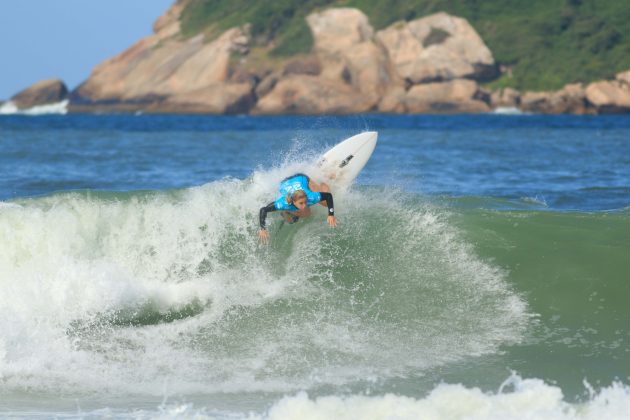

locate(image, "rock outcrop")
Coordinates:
148 83 255 114
404 79 490 113
585 71 630 113
10 79 68 109
307 8 374 53
72 2 254 114
376 12 497 84
520 84 589 114
490 88 521 109
505 71 630 115
256 8 497 114
68 4 497 115
255 75 373 114
255 8 399 114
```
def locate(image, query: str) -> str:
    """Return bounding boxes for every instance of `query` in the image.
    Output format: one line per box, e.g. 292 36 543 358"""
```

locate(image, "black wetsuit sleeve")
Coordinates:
259 202 277 229
319 192 334 216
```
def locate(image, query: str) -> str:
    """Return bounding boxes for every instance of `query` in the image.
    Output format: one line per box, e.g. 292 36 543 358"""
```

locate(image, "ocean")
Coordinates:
0 113 629 419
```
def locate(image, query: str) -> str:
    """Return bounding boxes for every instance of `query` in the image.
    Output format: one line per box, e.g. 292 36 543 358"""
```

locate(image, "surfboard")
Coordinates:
314 131 378 187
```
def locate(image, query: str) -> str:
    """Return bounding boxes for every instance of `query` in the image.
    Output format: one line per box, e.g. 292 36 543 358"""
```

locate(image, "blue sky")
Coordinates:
0 0 174 99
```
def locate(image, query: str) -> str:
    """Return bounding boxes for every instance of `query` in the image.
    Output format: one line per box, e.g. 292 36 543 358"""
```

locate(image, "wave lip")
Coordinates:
0 99 68 115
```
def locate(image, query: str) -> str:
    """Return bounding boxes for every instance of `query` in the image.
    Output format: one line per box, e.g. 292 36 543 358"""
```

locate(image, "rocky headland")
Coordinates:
6 2 630 115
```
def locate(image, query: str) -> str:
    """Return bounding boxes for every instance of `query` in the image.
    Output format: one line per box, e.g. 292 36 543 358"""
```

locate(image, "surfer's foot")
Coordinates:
281 211 300 224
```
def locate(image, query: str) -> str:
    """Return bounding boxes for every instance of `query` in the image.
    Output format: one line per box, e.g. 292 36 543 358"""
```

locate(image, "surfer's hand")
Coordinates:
259 229 269 243
327 215 337 228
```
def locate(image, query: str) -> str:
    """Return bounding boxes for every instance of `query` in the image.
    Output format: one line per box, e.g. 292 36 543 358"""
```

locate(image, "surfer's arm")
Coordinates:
308 177 334 210
259 202 277 230
319 192 334 216
319 192 337 228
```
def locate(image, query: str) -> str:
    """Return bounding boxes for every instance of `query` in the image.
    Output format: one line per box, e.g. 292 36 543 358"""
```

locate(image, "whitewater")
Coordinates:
1 114 629 418
0 99 68 115
0 177 528 390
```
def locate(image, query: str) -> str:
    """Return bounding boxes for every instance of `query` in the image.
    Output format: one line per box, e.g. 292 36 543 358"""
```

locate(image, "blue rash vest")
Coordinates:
258 174 334 229
273 174 321 211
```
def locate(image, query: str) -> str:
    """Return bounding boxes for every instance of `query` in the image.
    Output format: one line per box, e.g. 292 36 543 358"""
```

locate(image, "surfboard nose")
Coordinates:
364 131 378 143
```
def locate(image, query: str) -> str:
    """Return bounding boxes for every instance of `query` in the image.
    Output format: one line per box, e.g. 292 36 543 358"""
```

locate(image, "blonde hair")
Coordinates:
287 189 307 204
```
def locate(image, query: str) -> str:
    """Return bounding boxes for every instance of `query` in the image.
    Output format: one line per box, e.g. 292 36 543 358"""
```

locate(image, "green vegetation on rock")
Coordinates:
180 0 329 56
180 0 630 90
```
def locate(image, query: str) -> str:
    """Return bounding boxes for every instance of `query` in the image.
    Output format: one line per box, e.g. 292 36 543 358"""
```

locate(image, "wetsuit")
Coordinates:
259 173 334 229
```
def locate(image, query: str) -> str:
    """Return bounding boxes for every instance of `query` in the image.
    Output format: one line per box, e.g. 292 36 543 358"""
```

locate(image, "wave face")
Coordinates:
0 173 529 395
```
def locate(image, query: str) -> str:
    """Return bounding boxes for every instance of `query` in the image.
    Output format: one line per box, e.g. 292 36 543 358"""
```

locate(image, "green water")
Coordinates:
449 207 630 396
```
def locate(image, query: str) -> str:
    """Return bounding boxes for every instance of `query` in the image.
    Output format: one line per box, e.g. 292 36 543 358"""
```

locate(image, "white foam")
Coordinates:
40 375 629 419
0 99 68 115
493 106 524 115
0 173 529 395
262 376 630 420
0 201 22 210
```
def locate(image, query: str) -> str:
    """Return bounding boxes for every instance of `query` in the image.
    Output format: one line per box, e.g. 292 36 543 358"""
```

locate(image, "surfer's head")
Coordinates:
287 190 307 209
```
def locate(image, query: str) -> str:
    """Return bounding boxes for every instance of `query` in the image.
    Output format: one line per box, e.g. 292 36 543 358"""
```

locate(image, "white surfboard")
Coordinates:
314 131 378 187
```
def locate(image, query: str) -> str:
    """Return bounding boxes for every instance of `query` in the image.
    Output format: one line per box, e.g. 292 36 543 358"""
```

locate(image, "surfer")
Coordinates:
258 173 337 243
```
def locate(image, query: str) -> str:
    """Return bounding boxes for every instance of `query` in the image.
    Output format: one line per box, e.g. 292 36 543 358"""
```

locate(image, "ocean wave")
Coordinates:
0 171 528 394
